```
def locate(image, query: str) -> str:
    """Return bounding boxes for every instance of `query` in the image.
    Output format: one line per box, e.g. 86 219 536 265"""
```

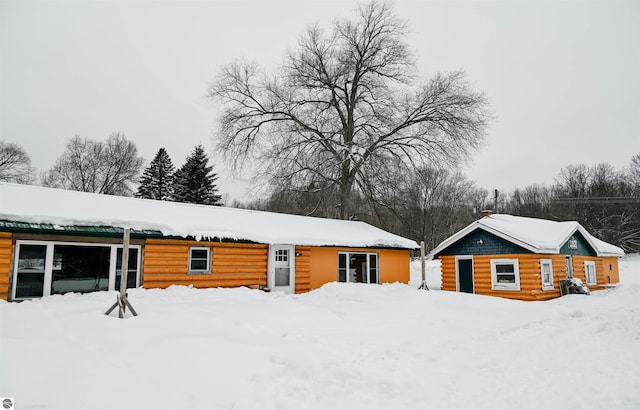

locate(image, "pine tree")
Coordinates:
173 145 222 205
136 147 175 200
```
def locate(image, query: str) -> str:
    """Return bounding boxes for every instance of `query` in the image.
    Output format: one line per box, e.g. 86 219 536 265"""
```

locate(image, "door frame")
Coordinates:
565 255 574 278
455 255 474 293
268 244 295 293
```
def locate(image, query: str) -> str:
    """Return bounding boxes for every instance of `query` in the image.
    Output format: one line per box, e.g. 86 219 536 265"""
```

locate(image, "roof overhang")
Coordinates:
428 217 625 259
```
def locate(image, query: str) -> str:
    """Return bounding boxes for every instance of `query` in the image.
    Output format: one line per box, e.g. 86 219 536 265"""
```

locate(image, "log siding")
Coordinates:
143 239 269 290
440 253 619 301
0 232 12 300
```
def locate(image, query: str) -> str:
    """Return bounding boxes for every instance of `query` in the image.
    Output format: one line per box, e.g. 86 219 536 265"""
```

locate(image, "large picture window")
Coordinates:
12 240 141 300
51 245 111 295
540 259 554 290
491 259 520 291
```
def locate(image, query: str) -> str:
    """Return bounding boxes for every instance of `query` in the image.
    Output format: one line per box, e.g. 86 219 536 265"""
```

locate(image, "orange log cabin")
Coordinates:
0 183 418 301
429 213 624 301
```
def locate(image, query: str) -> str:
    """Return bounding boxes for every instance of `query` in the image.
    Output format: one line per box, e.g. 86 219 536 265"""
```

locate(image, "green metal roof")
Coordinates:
0 220 163 239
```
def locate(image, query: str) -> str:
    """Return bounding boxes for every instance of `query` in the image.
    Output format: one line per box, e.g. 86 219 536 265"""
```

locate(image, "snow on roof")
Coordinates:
0 183 418 249
429 214 624 257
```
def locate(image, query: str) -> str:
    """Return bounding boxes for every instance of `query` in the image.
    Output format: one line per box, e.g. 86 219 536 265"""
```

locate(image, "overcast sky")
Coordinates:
1 0 639 201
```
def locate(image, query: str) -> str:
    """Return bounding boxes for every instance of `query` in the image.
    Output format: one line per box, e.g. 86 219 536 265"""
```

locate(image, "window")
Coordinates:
275 249 288 262
337 252 379 284
189 247 211 273
540 259 554 290
116 248 140 290
584 261 596 285
12 241 140 300
50 245 110 295
490 259 520 291
15 244 47 299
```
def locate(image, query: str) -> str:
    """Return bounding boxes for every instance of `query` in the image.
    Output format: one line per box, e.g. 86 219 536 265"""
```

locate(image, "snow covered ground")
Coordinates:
1 256 639 410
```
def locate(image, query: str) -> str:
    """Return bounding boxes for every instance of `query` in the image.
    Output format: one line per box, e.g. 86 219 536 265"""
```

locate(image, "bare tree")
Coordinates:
43 133 144 196
628 153 640 195
0 140 35 183
210 1 489 219
507 184 552 218
550 160 640 252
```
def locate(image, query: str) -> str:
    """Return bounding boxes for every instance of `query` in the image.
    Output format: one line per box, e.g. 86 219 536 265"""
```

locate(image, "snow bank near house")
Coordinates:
1 257 638 410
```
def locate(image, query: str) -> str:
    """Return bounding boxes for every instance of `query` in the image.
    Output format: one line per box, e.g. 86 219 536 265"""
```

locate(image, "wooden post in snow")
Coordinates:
120 227 130 299
105 227 138 318
418 240 429 290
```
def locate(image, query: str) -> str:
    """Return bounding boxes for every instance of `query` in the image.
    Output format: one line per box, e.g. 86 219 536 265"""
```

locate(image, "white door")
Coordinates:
269 245 295 293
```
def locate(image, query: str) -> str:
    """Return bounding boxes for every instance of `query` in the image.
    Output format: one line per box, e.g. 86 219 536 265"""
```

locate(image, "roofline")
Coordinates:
0 219 418 250
427 222 549 259
428 217 625 259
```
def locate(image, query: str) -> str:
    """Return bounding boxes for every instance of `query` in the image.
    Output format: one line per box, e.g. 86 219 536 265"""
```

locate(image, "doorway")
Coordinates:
268 245 295 293
456 256 474 293
565 256 574 278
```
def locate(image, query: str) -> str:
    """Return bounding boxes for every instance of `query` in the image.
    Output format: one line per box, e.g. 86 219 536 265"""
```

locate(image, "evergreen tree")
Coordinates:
136 147 175 200
174 145 222 205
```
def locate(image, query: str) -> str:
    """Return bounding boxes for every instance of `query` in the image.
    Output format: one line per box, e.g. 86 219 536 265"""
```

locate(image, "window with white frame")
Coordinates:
275 249 288 262
337 252 379 284
188 247 211 273
491 259 520 291
12 240 141 300
540 259 554 290
584 261 596 285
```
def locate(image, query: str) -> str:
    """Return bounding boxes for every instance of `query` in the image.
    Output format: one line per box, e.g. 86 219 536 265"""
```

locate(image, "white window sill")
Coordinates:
491 285 520 291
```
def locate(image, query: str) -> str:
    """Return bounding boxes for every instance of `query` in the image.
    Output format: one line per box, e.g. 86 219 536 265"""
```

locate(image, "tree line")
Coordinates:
234 154 640 253
0 136 222 205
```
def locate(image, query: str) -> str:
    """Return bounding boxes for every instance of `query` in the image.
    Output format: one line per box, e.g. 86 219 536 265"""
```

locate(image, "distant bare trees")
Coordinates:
501 155 640 252
363 164 489 249
549 159 640 252
42 133 144 196
0 140 35 184
210 1 489 219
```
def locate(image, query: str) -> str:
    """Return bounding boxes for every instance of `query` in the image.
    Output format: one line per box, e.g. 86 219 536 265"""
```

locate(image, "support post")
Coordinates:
418 240 429 290
105 227 138 318
120 228 130 300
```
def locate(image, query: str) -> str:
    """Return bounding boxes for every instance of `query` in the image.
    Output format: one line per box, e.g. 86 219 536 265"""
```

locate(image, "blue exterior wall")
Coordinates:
559 231 596 256
436 229 532 256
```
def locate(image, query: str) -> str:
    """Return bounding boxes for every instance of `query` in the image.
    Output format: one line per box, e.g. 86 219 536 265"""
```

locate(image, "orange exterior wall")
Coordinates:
294 246 312 294
144 239 410 294
570 255 620 290
0 232 12 300
143 239 269 290
440 253 620 301
602 256 620 284
308 247 410 291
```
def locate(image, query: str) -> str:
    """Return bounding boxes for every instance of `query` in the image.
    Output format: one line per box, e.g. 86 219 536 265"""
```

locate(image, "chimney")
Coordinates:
481 210 493 218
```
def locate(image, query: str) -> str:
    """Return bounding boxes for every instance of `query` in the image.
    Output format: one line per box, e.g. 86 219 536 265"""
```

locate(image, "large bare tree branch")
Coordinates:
209 0 490 219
